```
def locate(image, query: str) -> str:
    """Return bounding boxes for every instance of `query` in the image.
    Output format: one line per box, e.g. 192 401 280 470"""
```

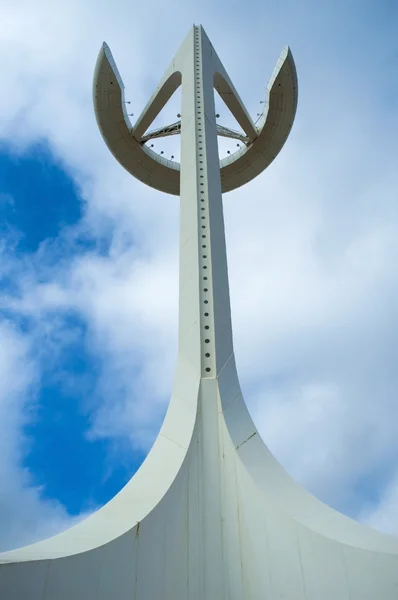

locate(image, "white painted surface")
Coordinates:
1 24 398 600
93 31 297 195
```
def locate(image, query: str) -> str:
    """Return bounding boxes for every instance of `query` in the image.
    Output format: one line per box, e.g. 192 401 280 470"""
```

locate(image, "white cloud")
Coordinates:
361 471 398 537
0 0 398 548
0 320 84 551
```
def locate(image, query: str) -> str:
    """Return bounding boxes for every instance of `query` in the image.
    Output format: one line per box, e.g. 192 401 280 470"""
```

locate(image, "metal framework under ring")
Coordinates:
92 40 298 195
140 120 250 146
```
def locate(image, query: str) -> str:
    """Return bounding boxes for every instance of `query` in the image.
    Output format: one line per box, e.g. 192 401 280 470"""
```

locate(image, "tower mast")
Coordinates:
177 26 235 378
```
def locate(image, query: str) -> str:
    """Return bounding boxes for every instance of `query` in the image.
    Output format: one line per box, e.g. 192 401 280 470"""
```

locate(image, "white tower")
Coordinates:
1 24 398 600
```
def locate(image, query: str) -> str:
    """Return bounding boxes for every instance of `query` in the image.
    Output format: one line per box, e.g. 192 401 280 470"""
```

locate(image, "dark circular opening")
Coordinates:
204 312 209 316
205 353 210 357
204 300 208 304
205 368 211 372
205 339 210 343
203 266 207 269
205 326 209 330
204 288 208 291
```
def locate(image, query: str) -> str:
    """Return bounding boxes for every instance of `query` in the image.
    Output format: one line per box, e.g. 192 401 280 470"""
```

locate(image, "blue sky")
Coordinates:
0 0 398 551
0 144 144 516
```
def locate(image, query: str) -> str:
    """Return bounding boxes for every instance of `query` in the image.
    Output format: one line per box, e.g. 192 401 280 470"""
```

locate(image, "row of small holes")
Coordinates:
195 32 212 374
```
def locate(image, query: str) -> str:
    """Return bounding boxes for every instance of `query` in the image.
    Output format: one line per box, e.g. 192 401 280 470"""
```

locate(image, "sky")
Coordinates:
0 0 397 552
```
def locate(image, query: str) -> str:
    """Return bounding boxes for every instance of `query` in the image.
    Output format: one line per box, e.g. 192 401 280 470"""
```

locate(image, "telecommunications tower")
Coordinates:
1 24 398 600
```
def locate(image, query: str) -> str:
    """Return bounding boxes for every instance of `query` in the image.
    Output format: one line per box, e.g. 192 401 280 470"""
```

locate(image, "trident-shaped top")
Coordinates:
93 25 298 195
93 25 298 381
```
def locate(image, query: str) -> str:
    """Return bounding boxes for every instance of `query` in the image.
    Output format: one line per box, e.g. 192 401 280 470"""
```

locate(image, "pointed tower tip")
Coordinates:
101 41 111 58
95 42 124 90
280 45 290 58
98 42 113 64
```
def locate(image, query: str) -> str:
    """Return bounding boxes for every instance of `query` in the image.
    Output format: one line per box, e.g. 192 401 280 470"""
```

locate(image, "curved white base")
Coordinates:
1 356 398 598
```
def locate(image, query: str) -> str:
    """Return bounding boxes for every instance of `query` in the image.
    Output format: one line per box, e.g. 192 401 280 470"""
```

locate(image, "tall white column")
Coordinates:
177 26 234 380
177 27 233 596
